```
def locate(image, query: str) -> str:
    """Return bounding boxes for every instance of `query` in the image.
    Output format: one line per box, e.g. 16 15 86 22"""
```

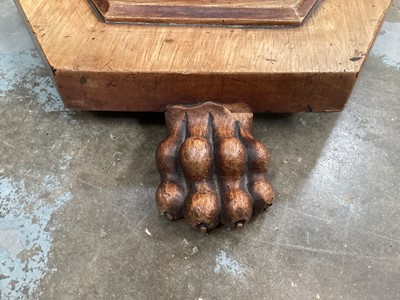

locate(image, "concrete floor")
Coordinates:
1 0 400 299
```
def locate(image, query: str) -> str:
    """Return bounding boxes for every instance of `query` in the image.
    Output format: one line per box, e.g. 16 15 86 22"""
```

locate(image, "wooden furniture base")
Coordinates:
156 102 274 232
14 0 392 232
15 0 392 112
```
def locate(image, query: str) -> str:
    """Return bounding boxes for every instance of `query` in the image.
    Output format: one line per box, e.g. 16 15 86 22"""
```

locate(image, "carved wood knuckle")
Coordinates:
156 102 274 232
180 137 212 181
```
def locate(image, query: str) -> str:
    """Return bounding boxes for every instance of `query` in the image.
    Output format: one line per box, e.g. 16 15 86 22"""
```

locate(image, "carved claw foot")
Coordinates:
156 102 274 232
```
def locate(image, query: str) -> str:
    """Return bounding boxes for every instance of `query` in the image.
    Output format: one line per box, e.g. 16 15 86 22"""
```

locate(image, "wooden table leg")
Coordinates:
156 102 274 232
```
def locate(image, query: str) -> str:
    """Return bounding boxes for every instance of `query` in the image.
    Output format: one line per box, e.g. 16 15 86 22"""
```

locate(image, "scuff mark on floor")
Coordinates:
0 173 72 299
214 250 245 277
372 21 400 69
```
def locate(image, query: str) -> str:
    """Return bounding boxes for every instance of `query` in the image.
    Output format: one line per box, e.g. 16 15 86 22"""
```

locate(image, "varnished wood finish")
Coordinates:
89 0 321 26
156 102 274 231
15 0 392 112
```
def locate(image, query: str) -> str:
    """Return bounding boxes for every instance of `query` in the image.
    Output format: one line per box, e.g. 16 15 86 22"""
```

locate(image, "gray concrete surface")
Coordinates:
1 0 400 299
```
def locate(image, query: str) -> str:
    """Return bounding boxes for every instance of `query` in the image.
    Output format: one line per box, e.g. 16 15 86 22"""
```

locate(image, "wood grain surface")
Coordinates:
15 0 392 112
89 0 320 26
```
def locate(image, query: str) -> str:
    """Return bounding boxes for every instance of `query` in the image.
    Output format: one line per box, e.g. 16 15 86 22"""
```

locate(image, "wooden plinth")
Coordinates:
15 0 392 112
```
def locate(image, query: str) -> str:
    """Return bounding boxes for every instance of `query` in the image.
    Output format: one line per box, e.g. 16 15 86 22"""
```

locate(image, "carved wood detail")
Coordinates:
156 102 274 232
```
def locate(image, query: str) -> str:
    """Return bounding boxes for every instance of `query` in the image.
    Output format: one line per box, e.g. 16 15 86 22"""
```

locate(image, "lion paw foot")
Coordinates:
156 102 274 232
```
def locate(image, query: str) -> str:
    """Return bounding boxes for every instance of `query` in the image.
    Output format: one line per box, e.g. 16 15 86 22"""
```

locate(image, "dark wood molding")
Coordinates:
89 0 321 26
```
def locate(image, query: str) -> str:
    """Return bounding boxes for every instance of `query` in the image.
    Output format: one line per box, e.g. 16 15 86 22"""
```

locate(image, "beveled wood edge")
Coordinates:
89 0 321 26
12 0 63 100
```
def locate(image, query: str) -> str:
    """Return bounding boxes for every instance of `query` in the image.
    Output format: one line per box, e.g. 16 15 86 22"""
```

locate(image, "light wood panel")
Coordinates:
15 0 392 112
89 0 320 25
